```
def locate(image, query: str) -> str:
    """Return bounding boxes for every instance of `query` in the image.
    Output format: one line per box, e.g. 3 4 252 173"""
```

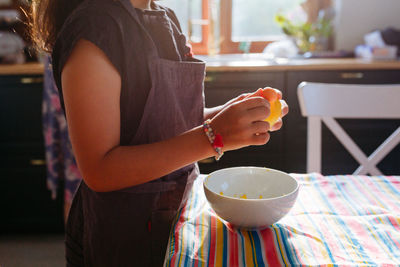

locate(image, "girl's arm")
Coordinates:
62 40 272 192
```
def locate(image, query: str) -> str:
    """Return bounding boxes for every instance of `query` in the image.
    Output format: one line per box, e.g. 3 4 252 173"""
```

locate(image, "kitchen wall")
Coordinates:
334 0 400 51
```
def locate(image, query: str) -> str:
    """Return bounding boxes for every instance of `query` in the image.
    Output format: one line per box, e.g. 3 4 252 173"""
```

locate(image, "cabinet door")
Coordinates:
204 71 284 107
200 71 285 174
0 75 64 233
0 75 44 143
285 70 400 174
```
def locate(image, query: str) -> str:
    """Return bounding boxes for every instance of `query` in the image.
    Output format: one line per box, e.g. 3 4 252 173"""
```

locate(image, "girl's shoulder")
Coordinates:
59 0 125 37
52 0 128 90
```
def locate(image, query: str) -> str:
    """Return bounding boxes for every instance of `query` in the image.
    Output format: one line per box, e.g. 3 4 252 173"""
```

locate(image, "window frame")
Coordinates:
220 0 276 54
189 0 209 55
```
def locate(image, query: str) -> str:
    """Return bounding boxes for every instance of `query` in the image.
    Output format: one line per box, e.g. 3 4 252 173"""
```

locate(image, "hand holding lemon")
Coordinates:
206 86 287 153
245 87 283 127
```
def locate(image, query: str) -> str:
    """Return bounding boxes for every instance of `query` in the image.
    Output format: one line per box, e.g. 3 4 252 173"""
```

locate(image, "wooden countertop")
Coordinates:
0 63 44 75
1 57 400 75
197 55 400 72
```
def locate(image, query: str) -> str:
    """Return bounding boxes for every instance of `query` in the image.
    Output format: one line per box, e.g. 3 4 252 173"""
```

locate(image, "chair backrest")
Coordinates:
297 82 400 175
298 82 400 118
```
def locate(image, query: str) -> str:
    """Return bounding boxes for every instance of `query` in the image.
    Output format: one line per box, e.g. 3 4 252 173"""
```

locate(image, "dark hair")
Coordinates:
29 0 83 52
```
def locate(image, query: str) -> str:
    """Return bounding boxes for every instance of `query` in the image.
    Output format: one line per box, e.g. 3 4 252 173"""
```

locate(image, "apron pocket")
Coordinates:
150 209 178 266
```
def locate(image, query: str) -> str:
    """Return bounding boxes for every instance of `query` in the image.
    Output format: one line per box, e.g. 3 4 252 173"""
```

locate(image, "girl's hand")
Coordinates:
209 96 271 152
203 93 251 121
245 87 289 132
209 87 289 152
221 92 250 107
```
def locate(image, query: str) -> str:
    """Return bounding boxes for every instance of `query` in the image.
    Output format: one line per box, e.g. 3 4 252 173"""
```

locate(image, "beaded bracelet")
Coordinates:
203 119 224 161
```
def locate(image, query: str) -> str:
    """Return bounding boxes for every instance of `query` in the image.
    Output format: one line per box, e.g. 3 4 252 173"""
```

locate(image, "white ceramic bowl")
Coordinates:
203 167 299 229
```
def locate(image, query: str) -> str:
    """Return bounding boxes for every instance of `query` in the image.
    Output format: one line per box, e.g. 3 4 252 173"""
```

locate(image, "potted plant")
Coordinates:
275 7 334 54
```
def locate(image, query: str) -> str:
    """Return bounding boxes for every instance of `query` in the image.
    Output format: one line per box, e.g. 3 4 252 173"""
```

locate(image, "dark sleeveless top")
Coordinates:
52 0 192 145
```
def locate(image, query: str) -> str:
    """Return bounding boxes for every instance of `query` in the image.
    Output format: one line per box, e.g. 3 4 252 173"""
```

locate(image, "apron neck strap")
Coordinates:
119 0 160 59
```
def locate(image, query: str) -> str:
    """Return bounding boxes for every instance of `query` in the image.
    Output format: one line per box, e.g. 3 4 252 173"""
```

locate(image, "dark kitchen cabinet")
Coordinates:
199 71 286 174
0 74 64 233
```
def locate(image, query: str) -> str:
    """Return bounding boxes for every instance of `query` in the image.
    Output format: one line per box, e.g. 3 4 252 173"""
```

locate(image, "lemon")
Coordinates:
265 99 281 126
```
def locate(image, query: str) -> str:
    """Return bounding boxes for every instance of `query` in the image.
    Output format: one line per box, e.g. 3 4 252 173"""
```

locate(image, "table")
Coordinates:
164 173 400 266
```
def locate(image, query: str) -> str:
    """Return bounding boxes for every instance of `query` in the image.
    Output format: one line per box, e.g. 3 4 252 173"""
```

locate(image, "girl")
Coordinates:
30 0 288 265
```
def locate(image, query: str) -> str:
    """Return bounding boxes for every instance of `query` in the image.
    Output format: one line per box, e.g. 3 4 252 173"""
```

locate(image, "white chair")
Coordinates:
298 82 400 175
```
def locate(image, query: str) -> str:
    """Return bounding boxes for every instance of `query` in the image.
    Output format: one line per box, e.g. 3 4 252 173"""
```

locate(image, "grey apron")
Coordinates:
65 1 206 266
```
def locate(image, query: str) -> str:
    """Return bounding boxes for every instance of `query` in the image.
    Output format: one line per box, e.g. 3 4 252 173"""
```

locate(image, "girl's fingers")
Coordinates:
251 121 270 134
236 93 250 102
238 96 270 111
262 87 282 100
280 100 289 117
247 105 270 122
270 118 283 132
244 88 263 99
252 132 270 145
259 87 278 102
275 89 282 100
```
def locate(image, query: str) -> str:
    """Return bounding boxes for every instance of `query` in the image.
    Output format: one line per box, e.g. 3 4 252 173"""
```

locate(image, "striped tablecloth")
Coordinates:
164 173 400 266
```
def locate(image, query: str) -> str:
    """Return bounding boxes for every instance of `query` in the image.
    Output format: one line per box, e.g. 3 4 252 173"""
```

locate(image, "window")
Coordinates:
221 0 303 53
161 0 209 54
162 0 303 54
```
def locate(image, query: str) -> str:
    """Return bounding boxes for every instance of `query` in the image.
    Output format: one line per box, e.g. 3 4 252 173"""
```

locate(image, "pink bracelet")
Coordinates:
203 119 224 161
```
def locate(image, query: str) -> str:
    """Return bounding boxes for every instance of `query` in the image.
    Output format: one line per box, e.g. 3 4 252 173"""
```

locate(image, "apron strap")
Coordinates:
118 0 161 59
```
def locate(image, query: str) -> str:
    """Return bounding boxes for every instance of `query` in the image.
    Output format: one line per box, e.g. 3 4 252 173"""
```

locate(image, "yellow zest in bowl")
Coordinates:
240 194 247 199
219 191 224 196
259 195 263 199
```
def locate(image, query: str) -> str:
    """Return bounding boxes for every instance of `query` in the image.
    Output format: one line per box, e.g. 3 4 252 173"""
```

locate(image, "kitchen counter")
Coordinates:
1 58 399 75
0 63 44 75
197 54 400 72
